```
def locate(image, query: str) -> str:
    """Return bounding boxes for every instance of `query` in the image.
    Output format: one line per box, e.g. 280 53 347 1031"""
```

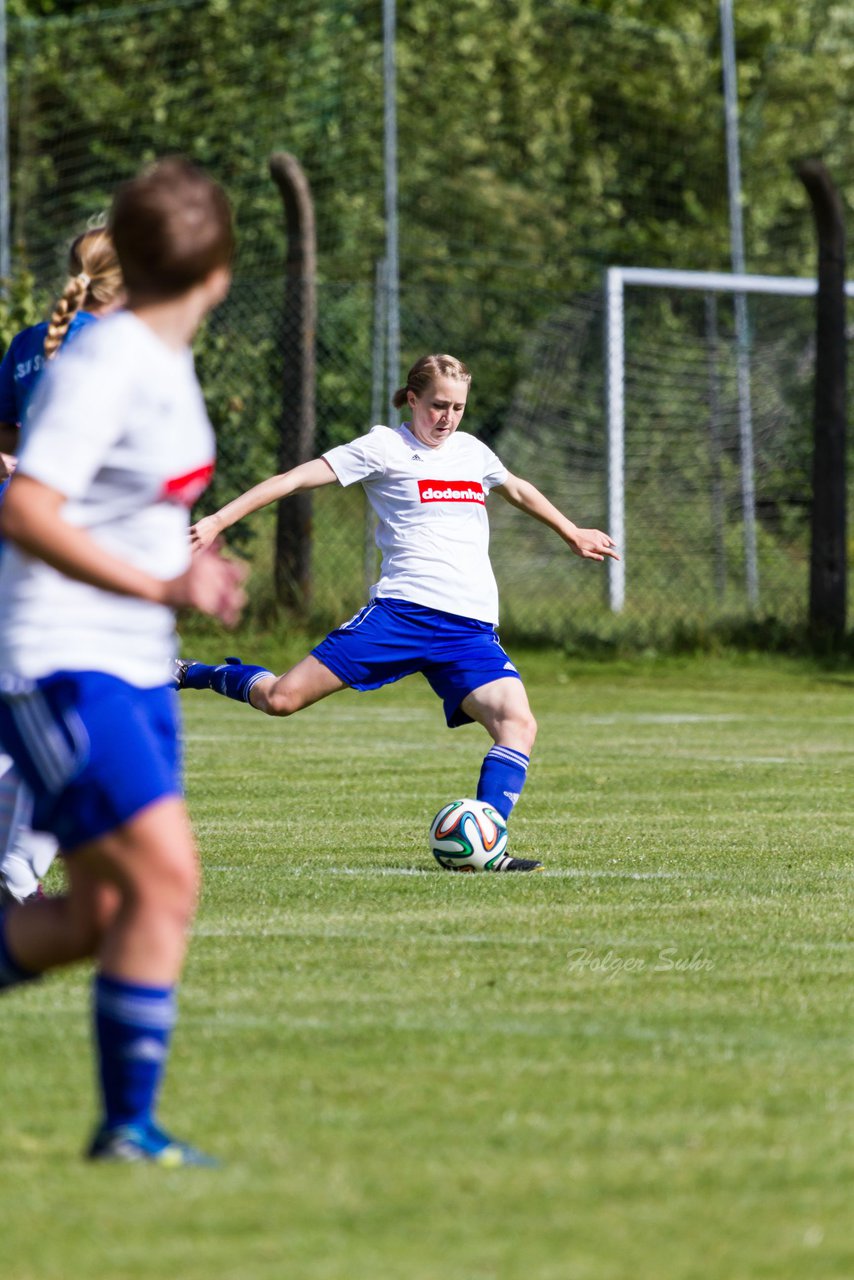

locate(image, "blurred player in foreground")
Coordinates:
0 227 125 906
0 158 246 1164
177 353 619 870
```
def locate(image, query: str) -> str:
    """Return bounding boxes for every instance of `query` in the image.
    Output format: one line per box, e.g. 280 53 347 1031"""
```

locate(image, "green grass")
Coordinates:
3 652 852 1280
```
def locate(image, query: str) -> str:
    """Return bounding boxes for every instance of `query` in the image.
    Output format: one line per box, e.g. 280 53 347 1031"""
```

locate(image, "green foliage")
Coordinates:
0 265 46 357
191 303 280 552
3 0 850 634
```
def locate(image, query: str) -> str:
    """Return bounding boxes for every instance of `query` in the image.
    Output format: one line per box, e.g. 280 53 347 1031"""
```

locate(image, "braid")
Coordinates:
44 275 89 360
42 226 123 361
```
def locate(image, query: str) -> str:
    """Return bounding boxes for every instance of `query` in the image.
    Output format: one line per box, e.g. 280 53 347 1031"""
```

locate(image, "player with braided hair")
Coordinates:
0 226 124 453
0 227 125 907
42 227 124 360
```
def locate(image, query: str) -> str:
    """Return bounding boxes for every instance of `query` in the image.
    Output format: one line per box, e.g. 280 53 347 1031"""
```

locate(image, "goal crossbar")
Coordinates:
605 265 853 614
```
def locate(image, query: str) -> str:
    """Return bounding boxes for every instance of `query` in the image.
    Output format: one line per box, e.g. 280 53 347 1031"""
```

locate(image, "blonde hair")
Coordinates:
44 228 123 360
391 354 472 410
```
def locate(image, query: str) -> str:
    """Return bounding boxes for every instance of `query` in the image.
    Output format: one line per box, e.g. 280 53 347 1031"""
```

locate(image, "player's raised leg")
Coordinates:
0 863 117 979
177 652 346 717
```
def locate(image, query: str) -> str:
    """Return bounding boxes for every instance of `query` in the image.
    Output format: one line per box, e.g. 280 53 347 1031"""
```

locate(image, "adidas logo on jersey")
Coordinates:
410 453 423 462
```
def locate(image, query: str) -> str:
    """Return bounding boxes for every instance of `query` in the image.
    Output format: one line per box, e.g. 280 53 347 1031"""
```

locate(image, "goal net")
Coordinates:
486 267 852 641
605 267 854 621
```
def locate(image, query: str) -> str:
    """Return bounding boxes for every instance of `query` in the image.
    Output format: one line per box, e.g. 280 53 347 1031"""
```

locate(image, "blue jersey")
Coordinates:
0 311 98 557
0 311 98 425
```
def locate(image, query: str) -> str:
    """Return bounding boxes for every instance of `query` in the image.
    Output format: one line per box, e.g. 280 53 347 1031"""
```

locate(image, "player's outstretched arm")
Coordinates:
493 471 620 562
191 457 338 552
1 473 246 626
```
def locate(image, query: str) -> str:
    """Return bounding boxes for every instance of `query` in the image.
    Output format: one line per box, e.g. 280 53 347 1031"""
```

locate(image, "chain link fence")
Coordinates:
4 0 852 644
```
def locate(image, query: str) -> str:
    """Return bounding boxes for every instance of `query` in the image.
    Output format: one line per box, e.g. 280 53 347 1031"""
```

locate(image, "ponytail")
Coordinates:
44 274 90 360
43 227 123 360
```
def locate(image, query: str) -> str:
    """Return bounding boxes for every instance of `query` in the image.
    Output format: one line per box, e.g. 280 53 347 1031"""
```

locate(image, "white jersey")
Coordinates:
0 311 215 687
324 424 507 623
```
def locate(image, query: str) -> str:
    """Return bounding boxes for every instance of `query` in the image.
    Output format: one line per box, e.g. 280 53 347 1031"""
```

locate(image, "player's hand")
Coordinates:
189 513 222 555
0 451 16 481
165 544 247 626
566 528 620 561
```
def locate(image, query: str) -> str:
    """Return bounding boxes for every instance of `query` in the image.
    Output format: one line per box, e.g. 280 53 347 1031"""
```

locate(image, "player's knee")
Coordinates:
160 853 199 927
493 707 537 754
55 895 112 961
72 911 109 958
518 710 538 753
259 682 302 717
122 844 199 930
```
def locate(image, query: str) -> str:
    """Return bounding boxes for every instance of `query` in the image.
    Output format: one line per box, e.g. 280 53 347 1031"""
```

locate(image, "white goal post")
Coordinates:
605 265 854 614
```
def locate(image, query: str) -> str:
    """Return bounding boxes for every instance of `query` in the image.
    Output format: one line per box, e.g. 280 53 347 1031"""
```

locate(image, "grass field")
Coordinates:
3 650 852 1280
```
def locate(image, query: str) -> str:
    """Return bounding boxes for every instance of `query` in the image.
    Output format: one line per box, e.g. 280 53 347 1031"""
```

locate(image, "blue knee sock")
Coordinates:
477 746 530 821
94 974 177 1130
0 910 41 991
183 656 273 703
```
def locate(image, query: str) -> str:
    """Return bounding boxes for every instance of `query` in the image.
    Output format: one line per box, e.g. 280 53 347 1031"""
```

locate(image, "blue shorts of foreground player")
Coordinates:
0 672 180 851
311 596 522 728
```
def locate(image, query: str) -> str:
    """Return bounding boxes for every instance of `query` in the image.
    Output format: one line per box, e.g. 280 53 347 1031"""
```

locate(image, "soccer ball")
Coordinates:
429 798 510 872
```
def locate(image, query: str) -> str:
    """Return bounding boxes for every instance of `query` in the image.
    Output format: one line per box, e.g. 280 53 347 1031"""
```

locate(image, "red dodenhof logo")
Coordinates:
418 480 485 504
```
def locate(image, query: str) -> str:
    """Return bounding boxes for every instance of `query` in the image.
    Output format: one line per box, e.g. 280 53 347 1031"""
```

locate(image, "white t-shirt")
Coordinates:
0 311 215 687
324 424 507 623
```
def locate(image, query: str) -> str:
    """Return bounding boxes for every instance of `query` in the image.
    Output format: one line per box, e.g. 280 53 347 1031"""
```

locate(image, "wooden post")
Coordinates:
269 152 317 609
798 159 847 650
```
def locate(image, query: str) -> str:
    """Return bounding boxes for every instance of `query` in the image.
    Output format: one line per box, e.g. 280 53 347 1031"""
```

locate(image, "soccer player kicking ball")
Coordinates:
0 158 246 1164
178 353 618 870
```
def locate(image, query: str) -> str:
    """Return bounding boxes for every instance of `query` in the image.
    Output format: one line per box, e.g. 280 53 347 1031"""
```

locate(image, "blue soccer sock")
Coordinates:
0 910 41 991
94 974 177 1130
477 745 530 821
182 656 274 703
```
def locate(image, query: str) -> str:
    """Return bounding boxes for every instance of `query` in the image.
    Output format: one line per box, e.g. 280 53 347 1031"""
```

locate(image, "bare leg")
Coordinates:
3 865 118 973
460 677 538 754
6 796 197 984
249 654 347 717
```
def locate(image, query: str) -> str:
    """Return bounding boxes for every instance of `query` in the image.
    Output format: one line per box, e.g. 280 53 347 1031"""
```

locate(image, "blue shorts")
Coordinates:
0 671 181 852
311 597 521 727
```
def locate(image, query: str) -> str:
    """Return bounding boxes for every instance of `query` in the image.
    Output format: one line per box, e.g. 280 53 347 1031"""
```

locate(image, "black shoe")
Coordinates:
172 658 192 689
501 857 544 872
